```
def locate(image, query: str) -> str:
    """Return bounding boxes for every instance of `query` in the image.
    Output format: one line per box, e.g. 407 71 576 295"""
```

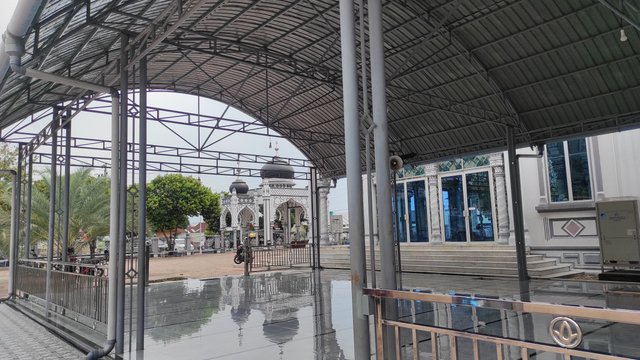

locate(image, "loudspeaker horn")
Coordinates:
389 155 404 172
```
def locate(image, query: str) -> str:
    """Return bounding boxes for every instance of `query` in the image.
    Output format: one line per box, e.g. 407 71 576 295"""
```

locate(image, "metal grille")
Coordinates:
250 245 312 271
365 288 640 360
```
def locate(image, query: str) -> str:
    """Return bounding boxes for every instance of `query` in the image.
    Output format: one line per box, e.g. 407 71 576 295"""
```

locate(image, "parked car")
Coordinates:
174 239 193 253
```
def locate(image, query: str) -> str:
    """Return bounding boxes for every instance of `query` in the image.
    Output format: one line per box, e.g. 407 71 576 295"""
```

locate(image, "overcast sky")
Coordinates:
0 1 349 218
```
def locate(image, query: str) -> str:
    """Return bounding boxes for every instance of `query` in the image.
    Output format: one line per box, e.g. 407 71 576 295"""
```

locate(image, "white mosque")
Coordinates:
219 145 330 248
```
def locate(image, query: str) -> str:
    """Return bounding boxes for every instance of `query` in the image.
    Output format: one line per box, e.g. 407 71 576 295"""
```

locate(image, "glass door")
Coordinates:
466 172 494 242
442 175 466 242
442 171 495 242
406 180 428 242
393 182 408 243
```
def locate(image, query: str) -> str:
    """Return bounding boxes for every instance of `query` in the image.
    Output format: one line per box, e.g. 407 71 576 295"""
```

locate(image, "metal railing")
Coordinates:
251 244 311 270
16 259 110 323
15 256 138 324
364 288 640 360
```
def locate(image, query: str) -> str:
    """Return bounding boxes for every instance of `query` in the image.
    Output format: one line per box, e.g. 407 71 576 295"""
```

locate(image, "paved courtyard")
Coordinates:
2 259 640 359
0 269 7 298
0 252 246 298
0 302 83 360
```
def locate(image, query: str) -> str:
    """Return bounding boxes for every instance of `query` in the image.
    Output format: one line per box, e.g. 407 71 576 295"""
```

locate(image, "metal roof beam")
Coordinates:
472 3 602 53
388 85 516 125
384 1 526 137
383 0 522 61
126 0 211 70
458 53 640 110
160 40 338 84
388 0 461 80
518 83 640 118
420 26 633 96
6 132 313 167
110 8 341 83
82 97 345 146
13 0 163 158
392 2 602 81
29 152 311 180
596 0 640 31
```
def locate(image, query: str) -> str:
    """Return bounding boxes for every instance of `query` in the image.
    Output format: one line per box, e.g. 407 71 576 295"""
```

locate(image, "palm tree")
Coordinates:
30 169 110 255
0 180 11 258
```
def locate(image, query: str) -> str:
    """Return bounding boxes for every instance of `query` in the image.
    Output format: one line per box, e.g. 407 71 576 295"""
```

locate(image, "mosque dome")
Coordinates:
260 157 294 180
262 309 299 344
229 178 249 195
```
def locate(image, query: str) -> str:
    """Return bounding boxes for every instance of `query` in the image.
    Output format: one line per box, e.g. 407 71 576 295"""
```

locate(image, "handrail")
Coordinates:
363 288 640 326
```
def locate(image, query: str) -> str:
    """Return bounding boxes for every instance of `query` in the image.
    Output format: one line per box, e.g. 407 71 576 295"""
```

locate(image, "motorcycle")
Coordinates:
233 245 245 264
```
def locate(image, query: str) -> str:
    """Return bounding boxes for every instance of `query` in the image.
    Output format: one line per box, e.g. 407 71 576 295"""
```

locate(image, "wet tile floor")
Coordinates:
111 269 640 360
127 270 357 360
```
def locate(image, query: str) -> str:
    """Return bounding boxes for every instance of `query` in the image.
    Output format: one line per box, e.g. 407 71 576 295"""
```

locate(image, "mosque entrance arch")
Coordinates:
274 198 309 246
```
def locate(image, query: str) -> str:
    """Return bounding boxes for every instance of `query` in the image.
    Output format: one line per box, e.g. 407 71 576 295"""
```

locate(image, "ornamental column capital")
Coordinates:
489 153 504 167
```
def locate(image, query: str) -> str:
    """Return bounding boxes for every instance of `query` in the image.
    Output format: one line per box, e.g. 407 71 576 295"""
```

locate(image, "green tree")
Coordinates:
146 174 219 250
30 169 111 255
200 191 221 235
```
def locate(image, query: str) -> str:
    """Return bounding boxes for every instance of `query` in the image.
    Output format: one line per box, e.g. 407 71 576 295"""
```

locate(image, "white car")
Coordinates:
174 239 194 252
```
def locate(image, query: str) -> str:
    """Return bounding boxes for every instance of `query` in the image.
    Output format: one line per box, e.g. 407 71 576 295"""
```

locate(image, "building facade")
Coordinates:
219 151 323 248
363 130 640 269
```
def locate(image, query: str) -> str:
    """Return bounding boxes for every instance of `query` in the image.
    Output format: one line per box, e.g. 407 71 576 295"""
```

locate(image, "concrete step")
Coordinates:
394 265 519 276
526 259 561 269
318 245 575 278
528 264 573 277
320 262 520 276
319 258 557 270
531 269 583 279
321 248 520 256
320 254 545 263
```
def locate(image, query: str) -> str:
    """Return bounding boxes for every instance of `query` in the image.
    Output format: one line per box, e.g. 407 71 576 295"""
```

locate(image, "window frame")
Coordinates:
545 138 594 203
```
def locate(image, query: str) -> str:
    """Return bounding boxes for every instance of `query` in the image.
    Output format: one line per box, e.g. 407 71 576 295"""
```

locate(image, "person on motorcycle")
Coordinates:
233 237 253 265
234 243 245 264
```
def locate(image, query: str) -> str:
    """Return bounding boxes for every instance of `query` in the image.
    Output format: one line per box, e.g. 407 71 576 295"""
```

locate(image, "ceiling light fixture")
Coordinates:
620 28 628 42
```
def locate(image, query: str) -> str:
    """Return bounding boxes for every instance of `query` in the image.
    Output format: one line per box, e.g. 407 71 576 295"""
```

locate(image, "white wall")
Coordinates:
516 129 640 267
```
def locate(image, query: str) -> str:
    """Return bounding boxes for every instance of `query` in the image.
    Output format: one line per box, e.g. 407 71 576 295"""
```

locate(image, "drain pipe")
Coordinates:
4 28 111 94
364 123 377 288
2 0 108 93
3 3 118 357
7 53 111 94
86 95 119 360
6 53 119 356
0 0 43 82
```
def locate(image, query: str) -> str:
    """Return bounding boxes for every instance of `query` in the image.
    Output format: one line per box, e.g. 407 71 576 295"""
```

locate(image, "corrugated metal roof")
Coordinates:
1 0 639 176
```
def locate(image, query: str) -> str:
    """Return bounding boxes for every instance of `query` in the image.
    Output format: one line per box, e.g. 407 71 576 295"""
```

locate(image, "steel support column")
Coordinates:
339 0 371 358
25 153 33 258
7 144 22 298
506 127 529 281
310 167 317 269
6 169 17 297
314 173 321 268
365 126 377 288
116 33 129 355
107 94 121 355
61 120 71 262
45 112 58 316
368 0 396 291
369 0 397 356
136 54 148 351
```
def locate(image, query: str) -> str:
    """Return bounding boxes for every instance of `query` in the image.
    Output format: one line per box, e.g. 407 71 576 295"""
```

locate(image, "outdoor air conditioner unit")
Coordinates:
596 198 640 267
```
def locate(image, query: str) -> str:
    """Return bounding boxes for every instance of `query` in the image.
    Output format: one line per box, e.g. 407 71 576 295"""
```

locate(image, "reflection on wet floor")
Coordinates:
128 270 355 360
121 270 640 360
